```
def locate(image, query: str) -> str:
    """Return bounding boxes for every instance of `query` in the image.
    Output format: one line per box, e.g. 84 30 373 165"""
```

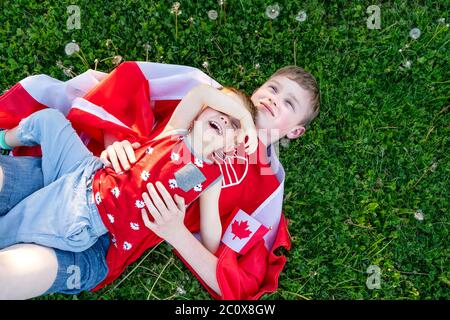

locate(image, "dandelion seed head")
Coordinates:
295 10 307 22
414 209 424 221
112 55 122 65
403 60 412 69
143 43 151 51
64 41 80 56
409 27 421 40
208 10 218 20
266 4 280 20
176 286 186 295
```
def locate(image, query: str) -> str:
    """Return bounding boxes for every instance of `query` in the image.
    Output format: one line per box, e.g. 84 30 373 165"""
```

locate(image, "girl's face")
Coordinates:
193 106 241 153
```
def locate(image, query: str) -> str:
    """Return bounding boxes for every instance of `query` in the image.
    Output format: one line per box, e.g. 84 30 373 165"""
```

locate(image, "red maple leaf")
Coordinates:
231 219 252 240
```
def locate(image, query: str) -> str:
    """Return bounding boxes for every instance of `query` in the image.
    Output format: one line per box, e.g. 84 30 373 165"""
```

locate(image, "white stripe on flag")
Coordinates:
71 97 131 130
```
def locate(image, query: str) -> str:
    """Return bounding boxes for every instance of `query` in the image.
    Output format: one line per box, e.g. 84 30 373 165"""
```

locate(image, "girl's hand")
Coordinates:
141 181 187 244
100 140 141 173
236 115 258 155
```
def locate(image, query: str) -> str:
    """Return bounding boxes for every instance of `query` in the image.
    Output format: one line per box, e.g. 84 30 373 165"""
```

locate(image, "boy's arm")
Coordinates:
164 84 252 133
199 180 222 254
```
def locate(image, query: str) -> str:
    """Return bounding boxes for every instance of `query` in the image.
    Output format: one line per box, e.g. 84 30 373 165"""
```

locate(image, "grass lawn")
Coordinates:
0 0 448 300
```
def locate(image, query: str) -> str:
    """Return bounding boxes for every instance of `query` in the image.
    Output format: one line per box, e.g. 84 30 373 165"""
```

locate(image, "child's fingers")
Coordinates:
107 148 121 173
131 142 141 149
112 142 130 171
123 142 137 164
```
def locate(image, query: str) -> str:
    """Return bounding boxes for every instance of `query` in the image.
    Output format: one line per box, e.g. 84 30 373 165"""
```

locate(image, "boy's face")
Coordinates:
193 104 241 153
251 75 311 144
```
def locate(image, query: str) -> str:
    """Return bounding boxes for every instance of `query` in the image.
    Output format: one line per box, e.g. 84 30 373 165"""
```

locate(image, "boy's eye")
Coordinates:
269 85 278 93
286 100 295 111
231 120 239 129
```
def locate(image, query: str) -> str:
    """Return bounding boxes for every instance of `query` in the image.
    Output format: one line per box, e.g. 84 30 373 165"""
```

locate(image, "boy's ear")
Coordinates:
286 125 306 139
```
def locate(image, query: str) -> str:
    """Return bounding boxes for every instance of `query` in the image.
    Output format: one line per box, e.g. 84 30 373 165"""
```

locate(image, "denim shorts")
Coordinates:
45 233 110 295
0 109 107 252
0 120 110 294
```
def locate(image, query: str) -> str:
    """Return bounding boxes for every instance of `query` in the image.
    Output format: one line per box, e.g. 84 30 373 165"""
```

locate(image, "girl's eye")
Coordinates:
269 85 278 93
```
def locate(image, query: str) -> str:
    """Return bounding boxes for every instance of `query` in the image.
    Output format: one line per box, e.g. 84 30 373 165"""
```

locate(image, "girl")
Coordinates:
0 83 257 294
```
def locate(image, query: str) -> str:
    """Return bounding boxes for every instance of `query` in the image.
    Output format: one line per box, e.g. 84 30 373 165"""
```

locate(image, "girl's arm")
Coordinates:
164 84 252 134
141 181 222 296
199 180 222 254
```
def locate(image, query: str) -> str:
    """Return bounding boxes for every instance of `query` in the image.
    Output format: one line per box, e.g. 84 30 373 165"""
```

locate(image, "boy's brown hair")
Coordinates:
221 87 257 122
270 66 320 127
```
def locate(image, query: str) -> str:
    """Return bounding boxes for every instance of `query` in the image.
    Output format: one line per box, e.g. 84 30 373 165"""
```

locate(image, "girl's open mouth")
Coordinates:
209 120 223 135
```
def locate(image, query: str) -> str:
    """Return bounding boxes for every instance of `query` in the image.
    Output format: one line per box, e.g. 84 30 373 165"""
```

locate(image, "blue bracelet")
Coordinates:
0 130 13 151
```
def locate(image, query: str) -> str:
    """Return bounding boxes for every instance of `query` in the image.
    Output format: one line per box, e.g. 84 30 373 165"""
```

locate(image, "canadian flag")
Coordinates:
222 208 269 255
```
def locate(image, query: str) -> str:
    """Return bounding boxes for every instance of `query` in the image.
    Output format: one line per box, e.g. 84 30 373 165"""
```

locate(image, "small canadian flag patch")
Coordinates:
222 209 269 255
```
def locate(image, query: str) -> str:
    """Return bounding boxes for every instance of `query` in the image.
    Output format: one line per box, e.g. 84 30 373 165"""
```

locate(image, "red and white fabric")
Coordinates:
0 61 292 300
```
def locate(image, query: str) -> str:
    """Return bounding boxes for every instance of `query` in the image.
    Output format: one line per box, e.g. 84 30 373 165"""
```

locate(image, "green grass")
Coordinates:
1 0 448 300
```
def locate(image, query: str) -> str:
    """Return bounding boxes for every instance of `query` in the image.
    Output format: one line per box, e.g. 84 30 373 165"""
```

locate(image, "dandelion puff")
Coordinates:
208 10 218 20
403 60 412 69
64 41 80 56
143 43 151 51
414 209 424 221
63 67 73 77
430 162 438 172
176 286 186 295
265 4 280 20
295 10 307 22
409 27 421 40
170 2 181 16
202 61 209 69
112 55 122 66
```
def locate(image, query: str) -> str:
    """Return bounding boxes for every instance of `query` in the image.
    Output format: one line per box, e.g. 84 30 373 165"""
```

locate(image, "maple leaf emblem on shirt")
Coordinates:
130 222 140 230
135 200 145 209
231 220 252 240
170 151 180 162
194 158 203 168
95 192 102 205
123 241 132 250
111 187 120 198
107 213 115 224
141 170 150 181
168 179 178 189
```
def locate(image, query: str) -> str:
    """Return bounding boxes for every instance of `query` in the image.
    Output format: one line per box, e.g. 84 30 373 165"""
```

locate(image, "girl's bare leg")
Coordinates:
0 243 58 299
